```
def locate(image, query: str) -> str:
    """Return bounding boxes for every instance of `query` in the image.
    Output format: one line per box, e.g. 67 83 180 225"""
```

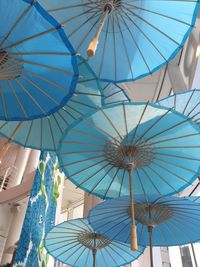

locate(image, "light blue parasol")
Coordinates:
0 67 132 156
39 0 199 82
88 195 200 267
0 0 78 121
57 102 200 250
0 57 102 155
44 218 145 267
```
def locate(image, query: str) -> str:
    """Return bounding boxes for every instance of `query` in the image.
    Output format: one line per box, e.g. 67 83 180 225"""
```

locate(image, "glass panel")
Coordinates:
169 247 183 267
192 243 200 266
180 246 193 267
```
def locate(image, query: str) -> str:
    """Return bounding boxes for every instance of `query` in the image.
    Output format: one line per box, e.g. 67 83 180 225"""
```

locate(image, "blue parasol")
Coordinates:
0 63 132 157
39 0 199 82
0 57 102 157
0 0 78 121
44 218 145 267
57 102 200 250
88 195 200 267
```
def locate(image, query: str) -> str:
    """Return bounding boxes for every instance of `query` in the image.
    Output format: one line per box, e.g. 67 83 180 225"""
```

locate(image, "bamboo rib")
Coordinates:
3 27 58 51
123 2 193 27
7 80 28 118
118 12 152 74
8 56 75 77
0 3 34 47
44 0 198 83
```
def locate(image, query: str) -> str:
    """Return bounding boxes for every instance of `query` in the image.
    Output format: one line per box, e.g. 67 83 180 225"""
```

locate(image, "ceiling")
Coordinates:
61 179 84 211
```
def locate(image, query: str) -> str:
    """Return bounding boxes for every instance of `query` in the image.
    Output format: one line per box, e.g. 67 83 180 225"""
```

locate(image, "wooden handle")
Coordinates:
87 8 109 57
131 224 138 251
87 37 99 57
128 167 138 251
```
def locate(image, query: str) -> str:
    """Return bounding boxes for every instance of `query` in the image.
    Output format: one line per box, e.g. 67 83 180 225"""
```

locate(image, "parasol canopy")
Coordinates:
0 65 133 154
58 102 200 199
57 102 200 250
157 89 200 127
44 218 145 267
39 0 199 82
0 0 78 121
0 57 102 153
88 195 200 267
102 83 130 104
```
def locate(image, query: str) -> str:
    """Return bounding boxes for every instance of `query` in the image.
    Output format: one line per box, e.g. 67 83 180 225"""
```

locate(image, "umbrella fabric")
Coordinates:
0 57 103 151
88 195 200 246
0 60 132 152
193 196 200 203
58 102 200 199
39 0 199 82
102 83 130 105
44 218 144 267
157 89 200 127
0 0 78 121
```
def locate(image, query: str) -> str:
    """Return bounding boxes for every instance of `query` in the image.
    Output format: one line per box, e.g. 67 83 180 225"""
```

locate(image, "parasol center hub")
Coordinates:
0 51 9 66
104 137 154 169
128 204 174 226
78 232 111 250
104 0 121 13
0 49 23 80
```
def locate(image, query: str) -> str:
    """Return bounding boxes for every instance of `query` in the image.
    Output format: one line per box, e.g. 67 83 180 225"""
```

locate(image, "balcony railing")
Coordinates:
0 166 16 191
